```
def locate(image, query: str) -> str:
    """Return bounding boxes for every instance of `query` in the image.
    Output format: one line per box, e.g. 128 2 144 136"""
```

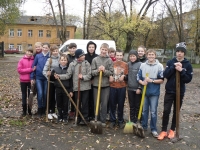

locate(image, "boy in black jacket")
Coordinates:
52 55 73 124
158 42 193 140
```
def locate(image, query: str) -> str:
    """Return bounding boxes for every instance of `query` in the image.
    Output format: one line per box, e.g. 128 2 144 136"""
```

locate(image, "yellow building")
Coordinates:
0 16 76 51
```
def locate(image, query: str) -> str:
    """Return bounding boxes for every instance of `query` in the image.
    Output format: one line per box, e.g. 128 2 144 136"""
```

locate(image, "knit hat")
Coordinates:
75 49 85 58
176 42 186 54
129 50 138 57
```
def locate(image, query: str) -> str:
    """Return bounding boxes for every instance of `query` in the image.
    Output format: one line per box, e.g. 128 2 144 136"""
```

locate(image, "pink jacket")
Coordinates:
17 55 34 82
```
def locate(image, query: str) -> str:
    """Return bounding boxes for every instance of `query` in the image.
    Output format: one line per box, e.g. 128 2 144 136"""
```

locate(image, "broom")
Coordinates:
123 93 133 133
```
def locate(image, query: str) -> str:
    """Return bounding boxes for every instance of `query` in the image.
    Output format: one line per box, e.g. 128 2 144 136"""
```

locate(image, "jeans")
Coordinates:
142 95 159 132
109 87 126 123
162 93 183 131
20 82 31 107
36 79 47 108
93 87 110 123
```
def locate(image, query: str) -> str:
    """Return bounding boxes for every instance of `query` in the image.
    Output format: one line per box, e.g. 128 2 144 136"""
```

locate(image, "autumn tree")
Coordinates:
0 0 24 36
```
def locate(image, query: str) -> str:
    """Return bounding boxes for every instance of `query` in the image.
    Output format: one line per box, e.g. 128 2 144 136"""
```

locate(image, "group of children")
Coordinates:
17 41 193 140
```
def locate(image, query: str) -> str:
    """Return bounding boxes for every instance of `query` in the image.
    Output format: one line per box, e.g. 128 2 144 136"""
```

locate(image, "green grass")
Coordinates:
191 64 200 68
0 119 3 125
9 119 26 127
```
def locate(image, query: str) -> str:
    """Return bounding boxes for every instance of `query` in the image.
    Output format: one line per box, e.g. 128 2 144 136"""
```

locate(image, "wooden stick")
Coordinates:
176 70 180 138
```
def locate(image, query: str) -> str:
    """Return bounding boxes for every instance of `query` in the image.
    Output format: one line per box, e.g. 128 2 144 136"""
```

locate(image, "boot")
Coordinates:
37 108 42 118
21 105 27 117
42 107 46 116
28 106 32 116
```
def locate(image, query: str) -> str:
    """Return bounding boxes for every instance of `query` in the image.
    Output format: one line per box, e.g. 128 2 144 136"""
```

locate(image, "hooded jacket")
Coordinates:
137 59 164 96
43 54 60 79
17 55 34 82
91 55 114 87
164 57 193 95
85 41 98 64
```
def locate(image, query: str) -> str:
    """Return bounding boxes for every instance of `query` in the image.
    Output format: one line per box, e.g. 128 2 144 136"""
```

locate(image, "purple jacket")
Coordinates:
17 55 34 82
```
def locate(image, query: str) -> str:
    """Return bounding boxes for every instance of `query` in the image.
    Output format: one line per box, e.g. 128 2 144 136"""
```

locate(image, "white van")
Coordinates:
59 39 116 55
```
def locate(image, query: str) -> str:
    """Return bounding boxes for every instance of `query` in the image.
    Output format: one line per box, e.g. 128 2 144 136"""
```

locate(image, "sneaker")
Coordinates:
48 114 53 120
109 122 115 128
102 123 106 127
106 114 110 121
157 131 167 140
63 119 68 125
168 130 175 139
52 113 58 119
152 131 159 138
118 123 125 129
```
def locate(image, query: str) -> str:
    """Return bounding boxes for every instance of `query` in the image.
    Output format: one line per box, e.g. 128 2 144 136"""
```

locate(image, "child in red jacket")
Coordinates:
17 47 35 116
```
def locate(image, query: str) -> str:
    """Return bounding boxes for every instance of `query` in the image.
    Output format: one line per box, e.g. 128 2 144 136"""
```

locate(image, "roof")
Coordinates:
16 16 76 27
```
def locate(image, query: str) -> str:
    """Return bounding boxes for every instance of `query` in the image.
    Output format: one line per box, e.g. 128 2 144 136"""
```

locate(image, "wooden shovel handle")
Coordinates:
95 71 102 119
176 70 180 138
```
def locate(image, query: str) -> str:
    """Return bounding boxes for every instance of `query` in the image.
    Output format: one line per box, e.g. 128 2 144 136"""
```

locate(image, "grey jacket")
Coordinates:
91 55 114 87
43 54 60 79
127 61 142 91
59 60 91 91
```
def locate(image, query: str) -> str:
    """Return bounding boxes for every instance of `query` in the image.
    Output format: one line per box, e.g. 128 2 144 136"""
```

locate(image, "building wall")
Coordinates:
0 24 76 51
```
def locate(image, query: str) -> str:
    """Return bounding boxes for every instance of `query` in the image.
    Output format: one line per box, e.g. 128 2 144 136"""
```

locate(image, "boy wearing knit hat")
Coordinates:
158 42 193 140
58 49 92 124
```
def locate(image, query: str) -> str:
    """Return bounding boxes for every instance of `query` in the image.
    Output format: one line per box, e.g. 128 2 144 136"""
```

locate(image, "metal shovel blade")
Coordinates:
90 120 103 134
133 123 145 138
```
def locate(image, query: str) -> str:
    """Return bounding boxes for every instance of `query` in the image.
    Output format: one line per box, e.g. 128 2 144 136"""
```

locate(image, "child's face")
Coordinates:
129 54 137 62
100 47 108 57
176 50 185 60
69 47 76 55
88 44 95 54
52 49 59 56
35 45 42 53
116 52 123 61
137 47 145 58
42 44 50 54
109 51 115 57
147 52 156 63
77 55 85 61
26 51 33 57
59 57 68 66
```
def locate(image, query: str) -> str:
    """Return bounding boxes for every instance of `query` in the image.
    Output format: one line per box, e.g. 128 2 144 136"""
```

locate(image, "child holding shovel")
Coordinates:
158 42 193 140
137 49 164 138
17 47 35 116
58 49 91 124
91 43 114 127
52 55 73 124
43 45 60 120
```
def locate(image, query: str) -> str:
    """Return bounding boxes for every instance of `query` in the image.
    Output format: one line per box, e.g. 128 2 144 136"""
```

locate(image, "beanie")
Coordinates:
176 42 186 54
75 49 85 58
129 50 138 57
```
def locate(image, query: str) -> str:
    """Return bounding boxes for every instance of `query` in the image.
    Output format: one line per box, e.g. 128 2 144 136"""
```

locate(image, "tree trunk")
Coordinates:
83 0 87 39
86 0 92 39
124 31 134 53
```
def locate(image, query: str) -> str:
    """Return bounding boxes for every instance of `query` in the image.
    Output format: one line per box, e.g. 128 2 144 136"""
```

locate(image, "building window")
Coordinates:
17 29 22 37
9 29 14 37
28 44 32 47
9 44 15 49
46 30 51 37
17 44 22 51
28 30 33 37
38 30 43 37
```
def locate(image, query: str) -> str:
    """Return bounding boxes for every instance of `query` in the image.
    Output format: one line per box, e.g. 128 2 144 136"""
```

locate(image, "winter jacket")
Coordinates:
30 52 50 80
43 54 60 79
17 55 34 82
51 65 73 92
59 60 91 91
85 41 98 64
164 57 193 95
67 54 76 64
91 55 114 87
127 61 142 91
139 55 147 63
137 59 164 96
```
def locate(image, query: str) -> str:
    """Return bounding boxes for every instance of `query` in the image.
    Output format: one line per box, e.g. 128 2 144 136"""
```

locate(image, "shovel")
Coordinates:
171 70 182 143
133 73 148 138
28 83 35 110
74 65 81 126
57 78 89 127
45 68 51 122
90 71 103 134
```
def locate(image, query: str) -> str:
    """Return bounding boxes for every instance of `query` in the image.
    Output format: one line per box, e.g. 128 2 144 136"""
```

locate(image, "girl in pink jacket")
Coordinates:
17 47 35 116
